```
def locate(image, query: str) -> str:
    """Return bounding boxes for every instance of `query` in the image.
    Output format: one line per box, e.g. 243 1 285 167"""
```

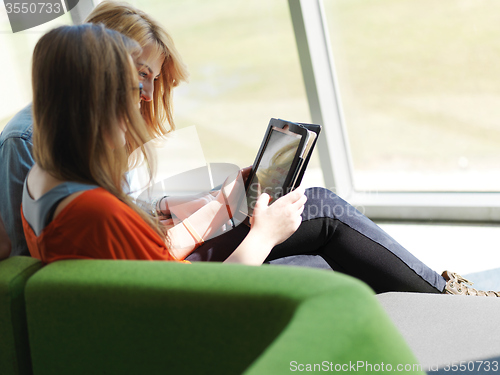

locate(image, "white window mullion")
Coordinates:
288 0 354 199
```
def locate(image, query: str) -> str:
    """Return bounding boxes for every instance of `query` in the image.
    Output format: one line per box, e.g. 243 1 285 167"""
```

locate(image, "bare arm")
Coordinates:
157 192 217 220
165 171 246 259
166 181 306 264
157 166 252 219
164 164 306 264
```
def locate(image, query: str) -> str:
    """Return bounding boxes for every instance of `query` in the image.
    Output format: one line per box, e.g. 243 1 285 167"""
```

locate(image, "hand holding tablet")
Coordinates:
242 118 321 218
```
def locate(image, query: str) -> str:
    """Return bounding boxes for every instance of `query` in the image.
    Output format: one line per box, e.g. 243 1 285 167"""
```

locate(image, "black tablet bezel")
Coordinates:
242 119 310 217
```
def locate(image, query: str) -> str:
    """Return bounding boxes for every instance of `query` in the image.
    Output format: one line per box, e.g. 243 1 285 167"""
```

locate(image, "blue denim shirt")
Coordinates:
0 104 34 256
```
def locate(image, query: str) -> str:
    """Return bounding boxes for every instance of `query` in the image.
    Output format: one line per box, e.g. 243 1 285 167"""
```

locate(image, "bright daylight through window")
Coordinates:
134 0 319 184
324 0 500 192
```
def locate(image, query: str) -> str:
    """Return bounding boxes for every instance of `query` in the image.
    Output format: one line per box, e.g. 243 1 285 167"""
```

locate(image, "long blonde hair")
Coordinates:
85 1 189 138
32 24 165 238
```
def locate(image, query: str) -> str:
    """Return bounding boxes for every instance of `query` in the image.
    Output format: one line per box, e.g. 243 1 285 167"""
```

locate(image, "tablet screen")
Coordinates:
246 127 301 216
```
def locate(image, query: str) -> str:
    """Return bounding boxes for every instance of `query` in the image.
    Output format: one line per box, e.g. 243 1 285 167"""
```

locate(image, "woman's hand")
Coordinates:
250 186 306 247
241 165 252 183
224 186 307 265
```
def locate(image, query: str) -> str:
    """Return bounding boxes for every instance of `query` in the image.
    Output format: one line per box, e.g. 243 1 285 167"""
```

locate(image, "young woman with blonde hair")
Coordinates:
22 24 171 261
84 0 189 138
3 2 496 296
22 24 305 265
0 0 188 257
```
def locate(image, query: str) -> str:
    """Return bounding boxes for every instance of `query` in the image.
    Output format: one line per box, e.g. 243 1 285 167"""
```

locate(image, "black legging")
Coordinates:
186 187 446 294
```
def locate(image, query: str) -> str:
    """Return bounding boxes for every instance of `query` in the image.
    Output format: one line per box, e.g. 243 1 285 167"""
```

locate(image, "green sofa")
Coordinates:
0 257 42 375
1 256 424 375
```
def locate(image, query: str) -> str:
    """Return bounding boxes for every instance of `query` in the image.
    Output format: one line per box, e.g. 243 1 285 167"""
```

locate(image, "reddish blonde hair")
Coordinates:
85 1 189 138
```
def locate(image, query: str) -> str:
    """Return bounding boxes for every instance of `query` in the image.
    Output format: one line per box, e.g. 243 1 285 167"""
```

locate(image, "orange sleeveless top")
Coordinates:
22 187 181 264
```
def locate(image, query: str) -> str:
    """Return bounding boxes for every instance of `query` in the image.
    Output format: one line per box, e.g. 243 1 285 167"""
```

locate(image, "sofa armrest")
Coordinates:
0 256 43 375
25 260 423 375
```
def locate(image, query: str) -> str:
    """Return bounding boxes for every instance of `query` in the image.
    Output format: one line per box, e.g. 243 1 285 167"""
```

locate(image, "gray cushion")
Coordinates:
377 292 500 371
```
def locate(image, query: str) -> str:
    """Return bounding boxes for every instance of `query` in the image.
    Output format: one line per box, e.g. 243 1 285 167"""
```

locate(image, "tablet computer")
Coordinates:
240 118 321 218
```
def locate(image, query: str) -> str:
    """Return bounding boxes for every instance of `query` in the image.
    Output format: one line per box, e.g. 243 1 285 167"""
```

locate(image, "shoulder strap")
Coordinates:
22 180 98 236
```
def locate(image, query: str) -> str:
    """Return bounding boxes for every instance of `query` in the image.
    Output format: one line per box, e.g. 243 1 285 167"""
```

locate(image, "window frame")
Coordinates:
288 0 500 223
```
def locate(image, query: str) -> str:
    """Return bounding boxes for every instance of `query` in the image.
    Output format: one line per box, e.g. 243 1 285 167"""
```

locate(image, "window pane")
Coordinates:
324 0 500 192
131 0 322 186
0 5 72 130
